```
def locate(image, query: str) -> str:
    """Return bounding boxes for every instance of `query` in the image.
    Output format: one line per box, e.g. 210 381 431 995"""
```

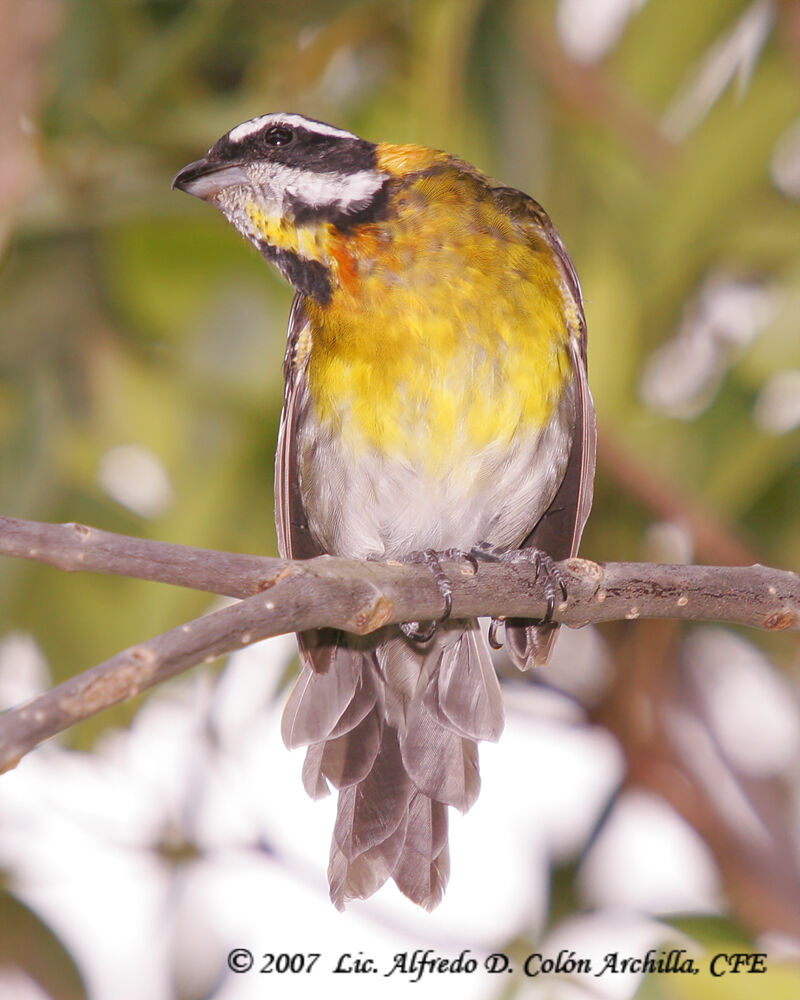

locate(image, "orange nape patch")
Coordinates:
376 143 448 176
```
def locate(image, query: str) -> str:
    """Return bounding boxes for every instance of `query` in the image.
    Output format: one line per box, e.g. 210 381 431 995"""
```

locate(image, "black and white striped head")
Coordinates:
173 113 394 302
173 113 389 233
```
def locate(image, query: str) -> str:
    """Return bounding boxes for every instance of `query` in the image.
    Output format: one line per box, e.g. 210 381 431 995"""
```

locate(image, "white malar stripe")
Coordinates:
253 162 385 212
228 113 358 144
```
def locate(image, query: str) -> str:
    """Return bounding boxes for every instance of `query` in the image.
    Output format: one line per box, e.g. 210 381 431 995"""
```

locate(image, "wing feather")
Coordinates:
275 293 320 561
502 196 597 669
276 293 349 675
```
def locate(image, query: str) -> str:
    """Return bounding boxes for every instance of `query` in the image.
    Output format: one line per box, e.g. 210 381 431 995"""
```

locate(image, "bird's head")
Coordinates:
173 113 395 302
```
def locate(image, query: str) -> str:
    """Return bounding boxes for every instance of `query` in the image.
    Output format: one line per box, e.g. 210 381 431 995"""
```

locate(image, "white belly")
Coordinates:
297 382 575 560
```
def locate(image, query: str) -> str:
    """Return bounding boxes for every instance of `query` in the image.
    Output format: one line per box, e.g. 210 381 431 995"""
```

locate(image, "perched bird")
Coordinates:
173 113 595 910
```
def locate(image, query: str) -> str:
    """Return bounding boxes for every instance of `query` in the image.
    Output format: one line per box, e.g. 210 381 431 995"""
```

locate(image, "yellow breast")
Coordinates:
303 151 574 471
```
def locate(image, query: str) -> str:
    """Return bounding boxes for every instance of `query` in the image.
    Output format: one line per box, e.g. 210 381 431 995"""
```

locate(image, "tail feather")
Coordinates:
333 727 413 861
376 635 435 700
281 618 504 909
426 627 504 741
328 661 377 739
399 696 480 811
393 841 450 911
320 706 382 788
405 791 448 858
282 651 377 748
281 652 361 748
301 742 329 799
393 794 450 911
329 813 410 909
505 620 559 670
331 793 450 910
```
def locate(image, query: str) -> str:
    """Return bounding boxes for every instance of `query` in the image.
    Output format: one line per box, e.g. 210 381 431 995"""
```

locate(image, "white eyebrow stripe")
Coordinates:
227 113 358 144
228 117 270 142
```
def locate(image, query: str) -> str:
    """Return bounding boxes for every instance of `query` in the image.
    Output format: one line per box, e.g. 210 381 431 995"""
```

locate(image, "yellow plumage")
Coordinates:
248 145 576 468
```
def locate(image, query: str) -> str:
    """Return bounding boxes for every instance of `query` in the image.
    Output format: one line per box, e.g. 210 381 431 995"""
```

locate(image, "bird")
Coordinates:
173 112 595 910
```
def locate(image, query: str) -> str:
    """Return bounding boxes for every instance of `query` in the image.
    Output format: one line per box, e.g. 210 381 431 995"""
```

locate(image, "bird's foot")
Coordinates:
398 548 478 643
471 544 567 649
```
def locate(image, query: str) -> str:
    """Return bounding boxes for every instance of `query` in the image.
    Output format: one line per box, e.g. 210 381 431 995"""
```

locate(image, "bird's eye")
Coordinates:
263 125 294 146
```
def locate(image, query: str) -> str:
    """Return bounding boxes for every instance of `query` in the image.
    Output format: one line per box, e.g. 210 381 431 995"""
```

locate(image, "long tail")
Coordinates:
281 620 504 909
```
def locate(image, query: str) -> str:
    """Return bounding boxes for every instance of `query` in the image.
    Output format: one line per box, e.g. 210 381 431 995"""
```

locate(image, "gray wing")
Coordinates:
275 293 345 674
276 293 321 561
504 211 597 669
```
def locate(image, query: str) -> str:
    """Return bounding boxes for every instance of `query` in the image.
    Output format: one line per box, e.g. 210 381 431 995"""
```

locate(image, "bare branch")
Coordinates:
0 514 798 773
1 515 797 630
0 515 278 599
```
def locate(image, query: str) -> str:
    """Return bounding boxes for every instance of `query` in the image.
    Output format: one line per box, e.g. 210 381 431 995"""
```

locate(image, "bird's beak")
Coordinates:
172 157 250 200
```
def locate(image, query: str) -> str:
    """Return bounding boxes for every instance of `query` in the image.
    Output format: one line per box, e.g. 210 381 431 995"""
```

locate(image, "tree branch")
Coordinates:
0 515 278 599
0 515 798 773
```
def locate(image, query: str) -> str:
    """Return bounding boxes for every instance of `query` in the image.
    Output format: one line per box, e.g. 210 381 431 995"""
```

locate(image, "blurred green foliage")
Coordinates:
0 889 87 999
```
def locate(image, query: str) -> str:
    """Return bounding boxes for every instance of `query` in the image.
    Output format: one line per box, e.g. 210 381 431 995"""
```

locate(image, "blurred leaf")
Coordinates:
0 889 87 1000
642 956 800 1000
